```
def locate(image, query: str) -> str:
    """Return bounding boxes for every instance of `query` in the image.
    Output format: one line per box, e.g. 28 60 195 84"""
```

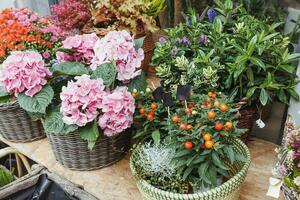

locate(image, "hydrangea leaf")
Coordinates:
17 85 54 114
79 120 100 150
0 86 12 103
44 106 78 134
134 37 145 50
91 62 116 87
127 71 147 92
51 62 89 76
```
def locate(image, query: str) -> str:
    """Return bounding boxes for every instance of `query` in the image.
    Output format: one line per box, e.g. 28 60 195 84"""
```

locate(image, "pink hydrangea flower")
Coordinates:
60 75 106 127
91 30 144 83
57 33 99 65
98 87 135 136
0 51 52 97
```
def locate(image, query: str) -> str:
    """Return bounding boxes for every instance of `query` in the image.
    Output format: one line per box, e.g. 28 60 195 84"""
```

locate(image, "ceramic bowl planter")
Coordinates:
0 102 45 142
130 138 251 200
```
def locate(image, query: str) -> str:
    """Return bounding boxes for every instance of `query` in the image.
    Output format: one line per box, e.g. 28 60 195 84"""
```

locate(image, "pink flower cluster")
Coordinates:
60 75 106 127
60 75 135 136
51 0 91 31
0 51 52 97
57 33 98 65
99 87 135 136
11 8 39 26
91 30 144 83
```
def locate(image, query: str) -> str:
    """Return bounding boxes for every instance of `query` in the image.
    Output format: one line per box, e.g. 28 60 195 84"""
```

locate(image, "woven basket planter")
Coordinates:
46 130 131 170
130 138 251 200
237 106 257 143
0 102 45 142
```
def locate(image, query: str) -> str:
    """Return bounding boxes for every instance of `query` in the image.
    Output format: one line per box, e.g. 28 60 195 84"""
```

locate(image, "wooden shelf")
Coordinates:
0 135 283 200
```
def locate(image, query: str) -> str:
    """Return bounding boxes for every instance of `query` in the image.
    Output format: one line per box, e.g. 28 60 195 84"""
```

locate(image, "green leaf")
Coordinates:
262 33 279 42
51 62 89 76
79 120 100 150
183 166 194 180
17 85 54 114
227 146 235 164
246 87 257 99
279 64 295 73
249 57 266 70
224 0 233 10
212 152 228 170
151 130 160 144
127 71 147 92
213 18 223 34
44 106 78 134
288 88 300 101
198 161 210 180
208 164 217 186
247 35 257 56
216 167 229 178
28 112 43 121
278 90 288 104
259 88 269 106
134 37 145 50
0 86 9 97
246 67 254 84
174 149 192 158
91 62 116 87
286 53 300 63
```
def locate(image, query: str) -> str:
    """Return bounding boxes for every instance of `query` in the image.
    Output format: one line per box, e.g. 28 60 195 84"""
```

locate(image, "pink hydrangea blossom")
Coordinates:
0 51 52 97
57 33 99 65
60 75 106 127
91 30 144 83
98 87 135 136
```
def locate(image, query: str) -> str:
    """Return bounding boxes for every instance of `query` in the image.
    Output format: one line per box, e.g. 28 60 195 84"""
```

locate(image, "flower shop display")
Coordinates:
152 0 300 141
0 51 54 142
0 8 64 64
43 30 147 170
274 118 300 200
131 87 251 199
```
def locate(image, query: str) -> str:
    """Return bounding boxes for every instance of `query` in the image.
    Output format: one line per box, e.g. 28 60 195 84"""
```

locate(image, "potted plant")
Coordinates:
79 0 165 72
152 0 300 141
43 30 147 170
0 8 64 142
130 88 250 199
274 117 300 200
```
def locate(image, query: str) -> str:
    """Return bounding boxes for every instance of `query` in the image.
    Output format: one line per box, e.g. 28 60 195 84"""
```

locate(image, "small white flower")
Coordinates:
294 176 300 186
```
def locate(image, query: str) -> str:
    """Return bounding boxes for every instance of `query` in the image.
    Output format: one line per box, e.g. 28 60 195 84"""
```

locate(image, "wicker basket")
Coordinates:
0 102 45 142
130 138 251 200
237 106 257 143
46 130 131 170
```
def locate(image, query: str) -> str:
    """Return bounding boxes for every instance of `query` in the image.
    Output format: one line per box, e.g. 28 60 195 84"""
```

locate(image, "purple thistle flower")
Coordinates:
197 35 208 44
159 36 168 44
291 151 300 160
171 47 178 57
208 8 217 23
179 36 191 46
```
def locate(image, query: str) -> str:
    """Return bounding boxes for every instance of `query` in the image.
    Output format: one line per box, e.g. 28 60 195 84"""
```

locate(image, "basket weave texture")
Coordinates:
0 102 45 142
46 129 131 170
237 106 257 143
130 138 251 200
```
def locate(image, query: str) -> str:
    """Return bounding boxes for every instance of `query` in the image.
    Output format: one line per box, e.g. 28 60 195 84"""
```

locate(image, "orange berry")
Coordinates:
225 121 233 130
186 124 192 130
185 108 191 115
208 111 216 119
147 113 154 121
201 104 207 108
172 115 181 123
180 124 187 130
203 133 211 141
184 141 193 149
211 93 217 99
139 108 146 115
205 140 215 149
207 103 213 108
214 101 221 107
208 91 213 97
220 104 229 112
131 92 137 98
150 103 157 110
220 133 225 137
205 98 212 103
215 122 223 131
188 103 194 109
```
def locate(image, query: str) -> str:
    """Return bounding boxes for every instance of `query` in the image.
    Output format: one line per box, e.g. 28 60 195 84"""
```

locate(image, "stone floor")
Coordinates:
0 135 283 200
